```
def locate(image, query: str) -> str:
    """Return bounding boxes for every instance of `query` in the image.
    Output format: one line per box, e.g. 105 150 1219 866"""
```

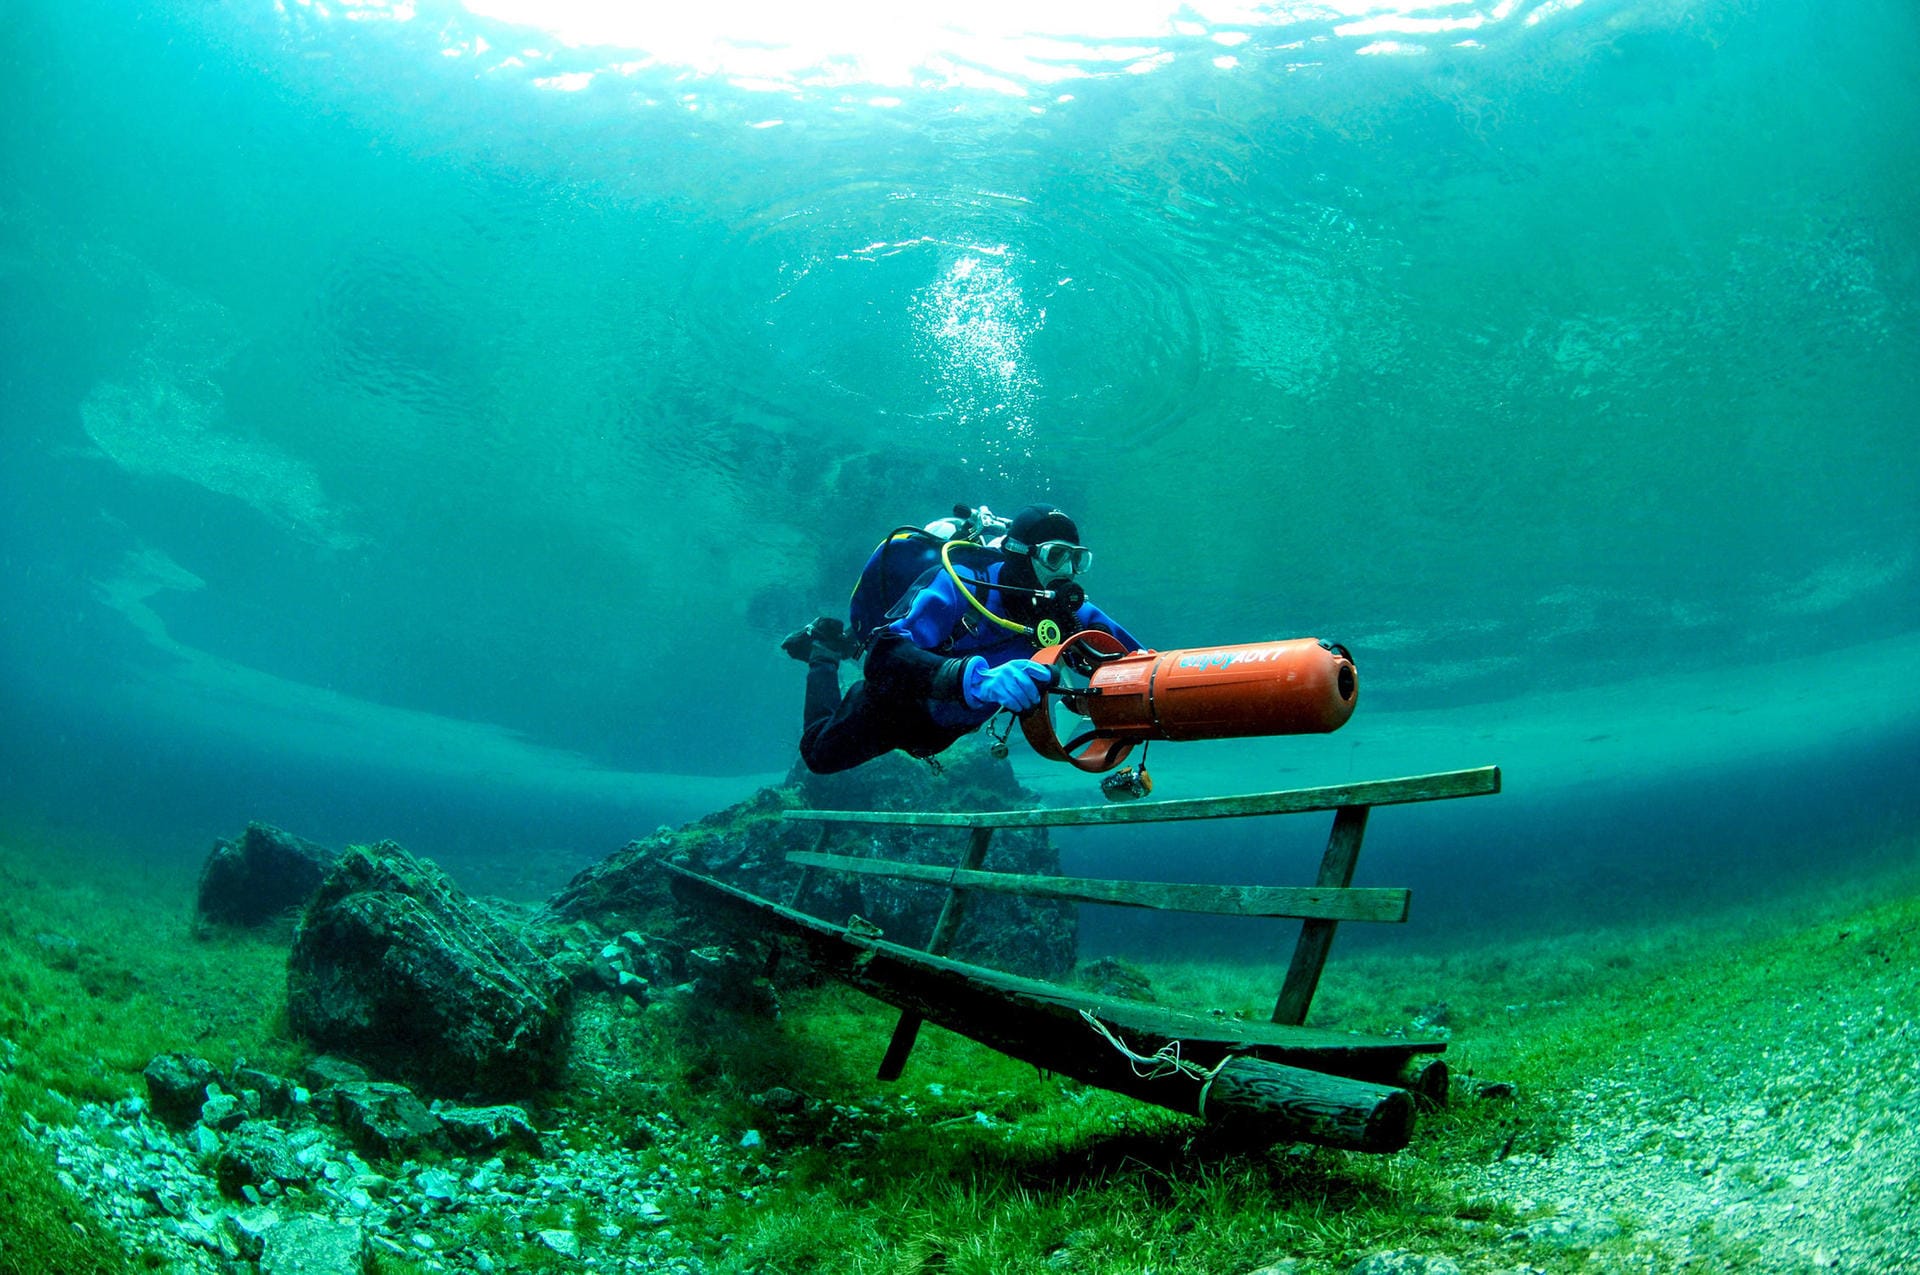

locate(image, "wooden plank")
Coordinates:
667 864 1434 1151
786 851 1410 923
924 826 995 954
668 864 1443 1067
876 825 994 1081
779 766 1500 830
784 825 830 908
1272 805 1370 1026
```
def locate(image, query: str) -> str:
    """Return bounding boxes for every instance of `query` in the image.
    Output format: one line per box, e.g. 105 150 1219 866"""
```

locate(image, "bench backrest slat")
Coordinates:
786 850 1410 922
781 766 1499 830
779 764 1499 1039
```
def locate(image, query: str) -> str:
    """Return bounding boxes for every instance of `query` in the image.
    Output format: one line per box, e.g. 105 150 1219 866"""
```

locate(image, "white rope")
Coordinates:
1078 1009 1233 1116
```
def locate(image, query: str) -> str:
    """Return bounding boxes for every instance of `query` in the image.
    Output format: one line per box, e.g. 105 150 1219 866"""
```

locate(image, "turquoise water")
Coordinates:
1 0 1915 922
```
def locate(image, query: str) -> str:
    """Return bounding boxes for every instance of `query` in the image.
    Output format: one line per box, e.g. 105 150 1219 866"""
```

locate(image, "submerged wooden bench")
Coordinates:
666 764 1499 1152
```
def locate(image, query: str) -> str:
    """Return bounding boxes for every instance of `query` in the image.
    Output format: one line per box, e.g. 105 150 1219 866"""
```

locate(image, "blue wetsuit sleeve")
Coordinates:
1077 601 1143 653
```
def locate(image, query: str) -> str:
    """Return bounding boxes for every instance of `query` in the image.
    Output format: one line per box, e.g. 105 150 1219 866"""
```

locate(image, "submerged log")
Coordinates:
1394 1053 1451 1110
668 865 1428 1152
1209 1058 1412 1152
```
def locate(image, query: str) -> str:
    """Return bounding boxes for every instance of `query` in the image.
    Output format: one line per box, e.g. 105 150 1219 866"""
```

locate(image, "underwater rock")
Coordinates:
28 1087 726 1275
143 1052 218 1127
1348 1252 1463 1275
686 943 780 1016
1509 1214 1623 1250
578 928 686 1006
234 1063 304 1117
223 1206 280 1262
543 831 687 936
1076 956 1156 1001
260 1217 367 1275
789 739 1027 809
303 1055 370 1091
214 1123 308 1199
287 841 572 1096
788 751 1077 977
434 1101 542 1155
547 749 1077 979
199 1088 248 1131
414 1166 461 1210
751 1086 806 1114
195 822 338 929
186 1124 222 1160
331 1081 444 1159
537 1228 581 1258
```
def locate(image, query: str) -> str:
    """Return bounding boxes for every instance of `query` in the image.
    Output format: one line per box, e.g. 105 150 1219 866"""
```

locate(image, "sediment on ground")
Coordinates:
0 831 1915 1274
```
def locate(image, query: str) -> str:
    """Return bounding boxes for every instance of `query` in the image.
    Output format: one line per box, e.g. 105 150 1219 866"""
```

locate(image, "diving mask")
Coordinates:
1030 540 1092 577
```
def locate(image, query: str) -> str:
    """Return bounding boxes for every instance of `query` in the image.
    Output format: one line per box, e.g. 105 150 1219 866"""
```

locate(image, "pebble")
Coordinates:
417 1167 460 1206
21 1080 718 1275
36 951 1914 1275
346 1171 390 1197
537 1229 580 1258
1479 966 1920 1271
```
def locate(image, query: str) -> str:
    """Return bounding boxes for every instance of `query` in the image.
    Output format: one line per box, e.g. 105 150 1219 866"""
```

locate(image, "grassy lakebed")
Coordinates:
1 831 1915 1274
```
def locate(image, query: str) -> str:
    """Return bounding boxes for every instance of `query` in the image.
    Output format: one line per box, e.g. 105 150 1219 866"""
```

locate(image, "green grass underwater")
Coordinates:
1 830 1916 1274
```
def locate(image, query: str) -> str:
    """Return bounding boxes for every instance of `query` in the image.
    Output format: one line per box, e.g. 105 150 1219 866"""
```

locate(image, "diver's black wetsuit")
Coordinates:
797 556 1139 775
797 633 970 773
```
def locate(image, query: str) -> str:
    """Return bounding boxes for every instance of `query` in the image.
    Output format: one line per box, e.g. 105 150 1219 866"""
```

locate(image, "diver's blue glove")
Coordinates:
962 658 1054 713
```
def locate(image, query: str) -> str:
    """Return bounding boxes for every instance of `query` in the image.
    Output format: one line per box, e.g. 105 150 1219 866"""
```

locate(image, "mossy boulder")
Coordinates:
287 842 571 1098
213 1122 308 1199
331 1081 444 1158
260 1218 367 1275
547 749 1077 979
143 1052 217 1127
434 1102 541 1155
195 822 337 930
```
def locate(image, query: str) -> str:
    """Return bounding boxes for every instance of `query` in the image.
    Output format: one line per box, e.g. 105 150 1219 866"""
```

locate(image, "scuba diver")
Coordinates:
783 504 1142 775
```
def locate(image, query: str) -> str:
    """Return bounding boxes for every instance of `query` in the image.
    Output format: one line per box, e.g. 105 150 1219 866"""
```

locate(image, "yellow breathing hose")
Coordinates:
940 539 1033 637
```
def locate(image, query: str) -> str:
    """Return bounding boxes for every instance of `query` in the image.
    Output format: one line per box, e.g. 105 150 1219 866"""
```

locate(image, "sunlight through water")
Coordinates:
275 0 1603 99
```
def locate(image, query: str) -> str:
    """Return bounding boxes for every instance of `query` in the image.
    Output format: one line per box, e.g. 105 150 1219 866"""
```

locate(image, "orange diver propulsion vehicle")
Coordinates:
1019 630 1358 773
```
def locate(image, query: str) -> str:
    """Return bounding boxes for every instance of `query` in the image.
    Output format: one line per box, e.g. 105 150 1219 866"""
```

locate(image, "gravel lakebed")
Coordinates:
1463 946 1920 1272
10 927 1917 1273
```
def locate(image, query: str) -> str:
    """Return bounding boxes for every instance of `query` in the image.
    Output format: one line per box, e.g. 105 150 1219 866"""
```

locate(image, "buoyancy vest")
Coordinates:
846 527 1003 651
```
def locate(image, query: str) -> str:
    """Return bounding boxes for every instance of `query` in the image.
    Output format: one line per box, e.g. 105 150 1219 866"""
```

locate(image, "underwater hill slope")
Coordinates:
1 826 1915 1272
1436 878 1920 1271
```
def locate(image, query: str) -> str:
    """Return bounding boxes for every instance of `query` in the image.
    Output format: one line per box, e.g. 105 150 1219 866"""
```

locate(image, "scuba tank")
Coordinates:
846 505 1008 650
922 504 1008 548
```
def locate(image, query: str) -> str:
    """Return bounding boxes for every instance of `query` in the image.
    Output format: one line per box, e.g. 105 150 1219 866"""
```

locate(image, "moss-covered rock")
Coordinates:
287 842 571 1098
212 1122 307 1199
545 749 1077 980
141 1052 216 1128
194 823 337 931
